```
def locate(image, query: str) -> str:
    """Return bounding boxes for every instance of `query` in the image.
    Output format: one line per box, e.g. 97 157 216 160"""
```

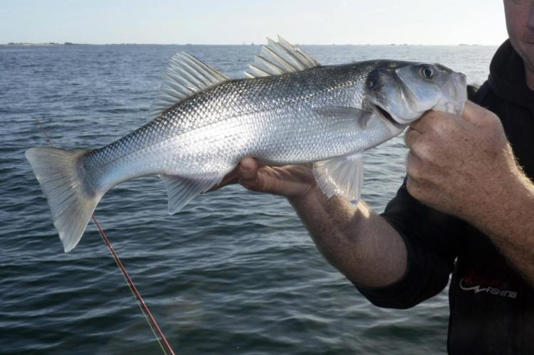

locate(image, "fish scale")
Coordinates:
89 65 362 177
25 37 466 252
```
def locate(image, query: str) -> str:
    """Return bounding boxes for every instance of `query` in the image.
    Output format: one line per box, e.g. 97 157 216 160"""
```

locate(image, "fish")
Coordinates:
25 36 467 252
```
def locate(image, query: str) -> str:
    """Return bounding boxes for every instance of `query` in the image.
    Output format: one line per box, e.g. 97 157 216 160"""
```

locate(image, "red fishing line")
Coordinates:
91 216 175 355
33 117 175 355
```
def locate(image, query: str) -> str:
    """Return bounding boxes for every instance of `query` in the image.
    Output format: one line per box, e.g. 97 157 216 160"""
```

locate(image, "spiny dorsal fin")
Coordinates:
245 35 321 78
150 52 230 120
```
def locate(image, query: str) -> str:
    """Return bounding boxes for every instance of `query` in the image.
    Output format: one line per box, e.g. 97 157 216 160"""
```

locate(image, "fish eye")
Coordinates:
419 66 434 80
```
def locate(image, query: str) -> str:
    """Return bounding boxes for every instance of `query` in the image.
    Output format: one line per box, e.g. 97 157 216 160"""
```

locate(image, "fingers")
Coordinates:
237 157 261 189
405 152 439 206
206 168 238 192
210 157 313 196
236 158 281 194
206 157 259 192
207 157 279 194
462 100 499 127
404 127 421 149
462 100 483 123
409 109 461 135
409 111 434 133
406 151 425 182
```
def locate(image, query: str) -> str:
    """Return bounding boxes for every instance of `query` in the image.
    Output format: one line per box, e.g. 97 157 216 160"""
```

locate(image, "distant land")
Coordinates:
2 42 491 46
5 42 76 46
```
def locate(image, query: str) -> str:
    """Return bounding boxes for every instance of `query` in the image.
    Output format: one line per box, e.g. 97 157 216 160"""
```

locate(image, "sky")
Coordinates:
0 0 508 45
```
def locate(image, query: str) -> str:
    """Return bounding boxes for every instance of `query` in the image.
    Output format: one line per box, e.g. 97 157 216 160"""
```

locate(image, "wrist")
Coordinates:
468 165 534 237
287 184 322 208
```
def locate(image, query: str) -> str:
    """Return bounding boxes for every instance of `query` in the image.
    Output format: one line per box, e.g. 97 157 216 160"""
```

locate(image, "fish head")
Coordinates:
364 61 467 126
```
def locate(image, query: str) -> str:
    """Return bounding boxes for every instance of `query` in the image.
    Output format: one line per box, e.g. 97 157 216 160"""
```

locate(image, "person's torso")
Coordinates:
448 84 534 354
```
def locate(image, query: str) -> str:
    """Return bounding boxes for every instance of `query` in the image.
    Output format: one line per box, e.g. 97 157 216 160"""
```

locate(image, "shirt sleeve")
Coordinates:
355 180 462 309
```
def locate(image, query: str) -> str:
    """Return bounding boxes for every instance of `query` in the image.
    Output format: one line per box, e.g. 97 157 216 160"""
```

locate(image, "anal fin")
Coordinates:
313 153 363 203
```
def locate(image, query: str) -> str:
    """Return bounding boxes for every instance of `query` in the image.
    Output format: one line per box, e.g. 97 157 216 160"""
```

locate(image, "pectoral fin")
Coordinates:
313 153 363 203
313 106 373 129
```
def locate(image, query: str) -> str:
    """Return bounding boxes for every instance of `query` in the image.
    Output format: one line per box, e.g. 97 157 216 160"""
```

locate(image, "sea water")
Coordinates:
0 43 496 354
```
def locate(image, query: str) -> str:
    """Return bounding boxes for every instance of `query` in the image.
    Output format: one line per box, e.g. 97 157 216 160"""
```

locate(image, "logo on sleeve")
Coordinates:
459 269 518 299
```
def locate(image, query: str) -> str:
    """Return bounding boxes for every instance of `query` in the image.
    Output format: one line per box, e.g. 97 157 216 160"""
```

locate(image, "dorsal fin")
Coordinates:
150 52 230 120
245 35 321 78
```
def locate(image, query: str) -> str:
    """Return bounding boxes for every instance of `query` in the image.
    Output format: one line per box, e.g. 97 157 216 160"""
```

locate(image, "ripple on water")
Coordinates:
0 43 496 354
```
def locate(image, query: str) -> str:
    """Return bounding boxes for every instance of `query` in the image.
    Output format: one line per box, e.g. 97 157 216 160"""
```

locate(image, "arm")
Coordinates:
222 158 407 288
405 101 534 285
290 189 407 288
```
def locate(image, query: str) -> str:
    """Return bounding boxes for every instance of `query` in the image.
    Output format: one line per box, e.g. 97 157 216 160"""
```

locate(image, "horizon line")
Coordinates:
1 41 501 47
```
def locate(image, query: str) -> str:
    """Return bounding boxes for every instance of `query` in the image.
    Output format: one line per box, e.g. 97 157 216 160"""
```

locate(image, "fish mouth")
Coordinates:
370 101 404 129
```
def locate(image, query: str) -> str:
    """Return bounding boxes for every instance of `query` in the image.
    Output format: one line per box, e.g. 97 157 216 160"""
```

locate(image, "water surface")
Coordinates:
0 43 496 354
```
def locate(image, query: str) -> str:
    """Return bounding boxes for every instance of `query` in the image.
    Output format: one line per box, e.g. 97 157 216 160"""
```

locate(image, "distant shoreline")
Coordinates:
4 42 77 46
2 42 496 47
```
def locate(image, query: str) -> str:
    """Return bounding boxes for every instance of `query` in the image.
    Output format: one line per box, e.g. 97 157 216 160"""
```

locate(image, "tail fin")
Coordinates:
25 147 102 252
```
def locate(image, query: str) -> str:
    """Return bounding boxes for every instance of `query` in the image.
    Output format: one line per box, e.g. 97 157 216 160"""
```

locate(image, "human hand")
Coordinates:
404 100 521 221
211 157 317 198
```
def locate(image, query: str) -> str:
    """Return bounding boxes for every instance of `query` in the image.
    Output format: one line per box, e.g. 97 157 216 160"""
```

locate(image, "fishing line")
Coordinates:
33 117 176 355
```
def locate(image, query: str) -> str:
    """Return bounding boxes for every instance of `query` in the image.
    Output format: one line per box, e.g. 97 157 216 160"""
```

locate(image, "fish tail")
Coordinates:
25 147 102 252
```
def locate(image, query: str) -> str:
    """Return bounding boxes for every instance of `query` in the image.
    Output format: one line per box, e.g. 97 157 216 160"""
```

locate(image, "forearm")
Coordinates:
288 186 407 288
227 157 408 287
469 171 534 286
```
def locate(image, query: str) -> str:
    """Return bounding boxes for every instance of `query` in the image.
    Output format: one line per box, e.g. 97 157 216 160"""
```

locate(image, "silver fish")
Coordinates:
26 37 467 252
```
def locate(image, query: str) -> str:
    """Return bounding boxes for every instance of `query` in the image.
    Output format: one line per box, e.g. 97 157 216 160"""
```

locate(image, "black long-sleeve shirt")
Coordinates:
357 40 534 354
